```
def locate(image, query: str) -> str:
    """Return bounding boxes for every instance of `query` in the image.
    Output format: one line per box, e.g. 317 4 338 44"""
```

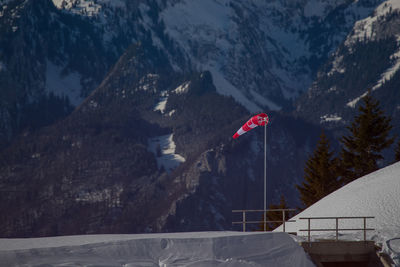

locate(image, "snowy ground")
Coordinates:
0 231 315 267
148 134 185 172
275 161 400 265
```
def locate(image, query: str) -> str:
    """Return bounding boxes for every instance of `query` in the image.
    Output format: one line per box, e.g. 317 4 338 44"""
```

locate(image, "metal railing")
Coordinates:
232 209 296 232
299 216 375 242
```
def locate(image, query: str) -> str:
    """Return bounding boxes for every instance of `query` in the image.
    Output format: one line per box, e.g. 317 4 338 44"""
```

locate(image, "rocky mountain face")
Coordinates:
2 0 400 237
158 0 384 111
296 0 400 141
0 0 172 147
0 41 321 237
0 0 382 146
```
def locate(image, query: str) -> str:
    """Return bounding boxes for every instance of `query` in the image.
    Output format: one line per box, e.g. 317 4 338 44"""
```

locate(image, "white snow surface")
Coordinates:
173 82 190 94
153 83 190 114
148 134 185 172
0 231 315 267
275 162 400 264
346 91 369 108
154 91 169 114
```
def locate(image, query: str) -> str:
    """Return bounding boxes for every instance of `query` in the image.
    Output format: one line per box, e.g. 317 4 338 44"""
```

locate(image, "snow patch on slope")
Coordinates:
320 114 342 123
347 91 368 108
250 89 282 111
154 90 168 114
52 0 101 16
209 67 262 113
327 55 345 76
52 0 128 44
173 82 190 94
137 73 159 92
346 0 400 44
45 60 83 106
372 48 400 89
153 82 190 114
374 0 400 19
148 134 185 172
52 0 125 16
346 47 400 108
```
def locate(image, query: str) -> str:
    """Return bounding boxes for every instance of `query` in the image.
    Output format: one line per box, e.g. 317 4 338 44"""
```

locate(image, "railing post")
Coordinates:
242 211 246 232
307 218 311 242
282 210 286 232
335 218 339 241
363 217 366 241
264 210 266 232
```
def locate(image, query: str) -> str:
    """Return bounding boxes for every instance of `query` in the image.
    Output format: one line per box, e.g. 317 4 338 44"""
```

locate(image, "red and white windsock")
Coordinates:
232 113 269 139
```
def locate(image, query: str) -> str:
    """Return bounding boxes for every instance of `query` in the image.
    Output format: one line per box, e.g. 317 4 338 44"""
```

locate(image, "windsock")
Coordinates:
232 113 269 139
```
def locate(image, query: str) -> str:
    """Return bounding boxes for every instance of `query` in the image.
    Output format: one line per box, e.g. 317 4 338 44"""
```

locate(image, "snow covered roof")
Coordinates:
278 162 400 234
275 161 400 264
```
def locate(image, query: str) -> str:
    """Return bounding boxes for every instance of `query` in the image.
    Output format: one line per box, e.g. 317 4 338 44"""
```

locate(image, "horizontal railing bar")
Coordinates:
262 220 296 223
232 221 264 224
233 209 297 212
232 220 296 224
299 216 374 220
300 228 375 232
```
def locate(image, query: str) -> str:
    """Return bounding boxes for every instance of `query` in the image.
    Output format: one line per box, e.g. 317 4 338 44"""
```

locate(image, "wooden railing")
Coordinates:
232 209 296 232
299 216 375 242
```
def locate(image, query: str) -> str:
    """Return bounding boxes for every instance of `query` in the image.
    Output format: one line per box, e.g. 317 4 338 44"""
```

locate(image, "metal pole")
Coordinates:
264 123 267 231
243 211 246 232
363 217 366 241
283 210 286 232
336 218 339 241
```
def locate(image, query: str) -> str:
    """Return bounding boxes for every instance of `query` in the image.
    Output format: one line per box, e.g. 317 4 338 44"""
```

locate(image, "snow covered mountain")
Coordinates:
296 0 400 139
159 0 381 111
0 0 383 146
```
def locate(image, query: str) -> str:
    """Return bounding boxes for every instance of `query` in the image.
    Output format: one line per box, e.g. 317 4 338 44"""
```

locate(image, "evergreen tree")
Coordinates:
296 131 340 208
259 195 293 231
395 140 400 162
340 94 394 184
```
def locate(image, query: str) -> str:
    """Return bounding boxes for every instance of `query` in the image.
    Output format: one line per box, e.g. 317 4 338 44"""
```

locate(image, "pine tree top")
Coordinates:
340 93 394 182
297 130 339 208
